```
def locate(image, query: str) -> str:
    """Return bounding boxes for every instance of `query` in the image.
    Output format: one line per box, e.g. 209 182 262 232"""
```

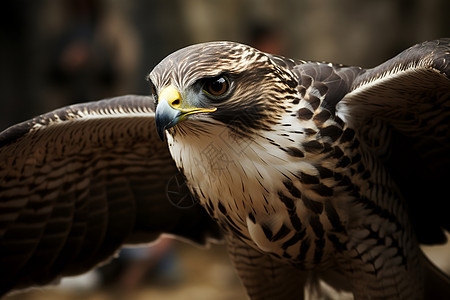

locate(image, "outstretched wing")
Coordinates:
336 39 450 244
0 95 221 296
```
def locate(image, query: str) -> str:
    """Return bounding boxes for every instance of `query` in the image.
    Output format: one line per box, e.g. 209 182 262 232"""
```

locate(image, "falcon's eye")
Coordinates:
202 76 230 97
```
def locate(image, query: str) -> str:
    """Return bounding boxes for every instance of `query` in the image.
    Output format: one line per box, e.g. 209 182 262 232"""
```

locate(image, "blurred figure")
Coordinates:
98 237 182 299
44 0 140 109
48 0 113 103
248 24 285 55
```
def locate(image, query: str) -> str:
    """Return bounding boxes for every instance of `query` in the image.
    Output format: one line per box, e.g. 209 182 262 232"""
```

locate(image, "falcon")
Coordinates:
1 39 449 299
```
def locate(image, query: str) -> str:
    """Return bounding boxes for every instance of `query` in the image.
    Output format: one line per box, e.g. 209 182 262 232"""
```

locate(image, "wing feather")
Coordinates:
0 95 221 296
337 39 450 244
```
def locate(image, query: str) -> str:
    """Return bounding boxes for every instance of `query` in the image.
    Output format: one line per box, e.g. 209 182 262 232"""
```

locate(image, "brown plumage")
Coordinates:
1 39 449 299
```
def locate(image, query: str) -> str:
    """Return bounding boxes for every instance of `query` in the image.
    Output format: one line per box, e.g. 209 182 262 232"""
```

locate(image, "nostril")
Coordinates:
171 99 181 106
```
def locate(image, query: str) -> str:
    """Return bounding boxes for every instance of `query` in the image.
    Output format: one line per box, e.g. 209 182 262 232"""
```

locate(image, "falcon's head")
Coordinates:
150 41 298 141
150 42 307 246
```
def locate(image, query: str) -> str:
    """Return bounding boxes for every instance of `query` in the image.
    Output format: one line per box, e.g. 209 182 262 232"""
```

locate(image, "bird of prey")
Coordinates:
1 39 449 299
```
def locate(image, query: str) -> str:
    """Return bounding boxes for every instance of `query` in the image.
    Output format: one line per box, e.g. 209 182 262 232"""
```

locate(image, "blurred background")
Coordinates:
1 0 449 299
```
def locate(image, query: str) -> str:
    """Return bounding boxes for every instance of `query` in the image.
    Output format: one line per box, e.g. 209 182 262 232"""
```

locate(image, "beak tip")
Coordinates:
155 116 167 141
155 99 180 142
154 87 186 141
157 126 166 141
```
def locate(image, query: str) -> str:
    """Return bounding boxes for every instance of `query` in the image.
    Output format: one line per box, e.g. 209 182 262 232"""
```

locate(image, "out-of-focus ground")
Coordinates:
5 235 450 300
5 241 247 300
422 232 450 276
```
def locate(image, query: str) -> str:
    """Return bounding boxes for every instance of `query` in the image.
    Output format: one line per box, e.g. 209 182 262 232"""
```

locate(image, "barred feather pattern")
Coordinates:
0 96 221 295
1 39 448 299
150 40 450 299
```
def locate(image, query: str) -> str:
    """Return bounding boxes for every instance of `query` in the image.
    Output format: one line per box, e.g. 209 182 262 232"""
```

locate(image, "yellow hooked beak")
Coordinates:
155 85 217 140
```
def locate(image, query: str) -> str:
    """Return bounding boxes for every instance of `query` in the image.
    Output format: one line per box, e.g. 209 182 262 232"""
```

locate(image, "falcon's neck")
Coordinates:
168 119 299 212
166 106 401 266
166 112 350 262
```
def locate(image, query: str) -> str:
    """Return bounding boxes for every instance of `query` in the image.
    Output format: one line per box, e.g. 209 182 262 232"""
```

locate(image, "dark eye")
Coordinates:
203 76 230 97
